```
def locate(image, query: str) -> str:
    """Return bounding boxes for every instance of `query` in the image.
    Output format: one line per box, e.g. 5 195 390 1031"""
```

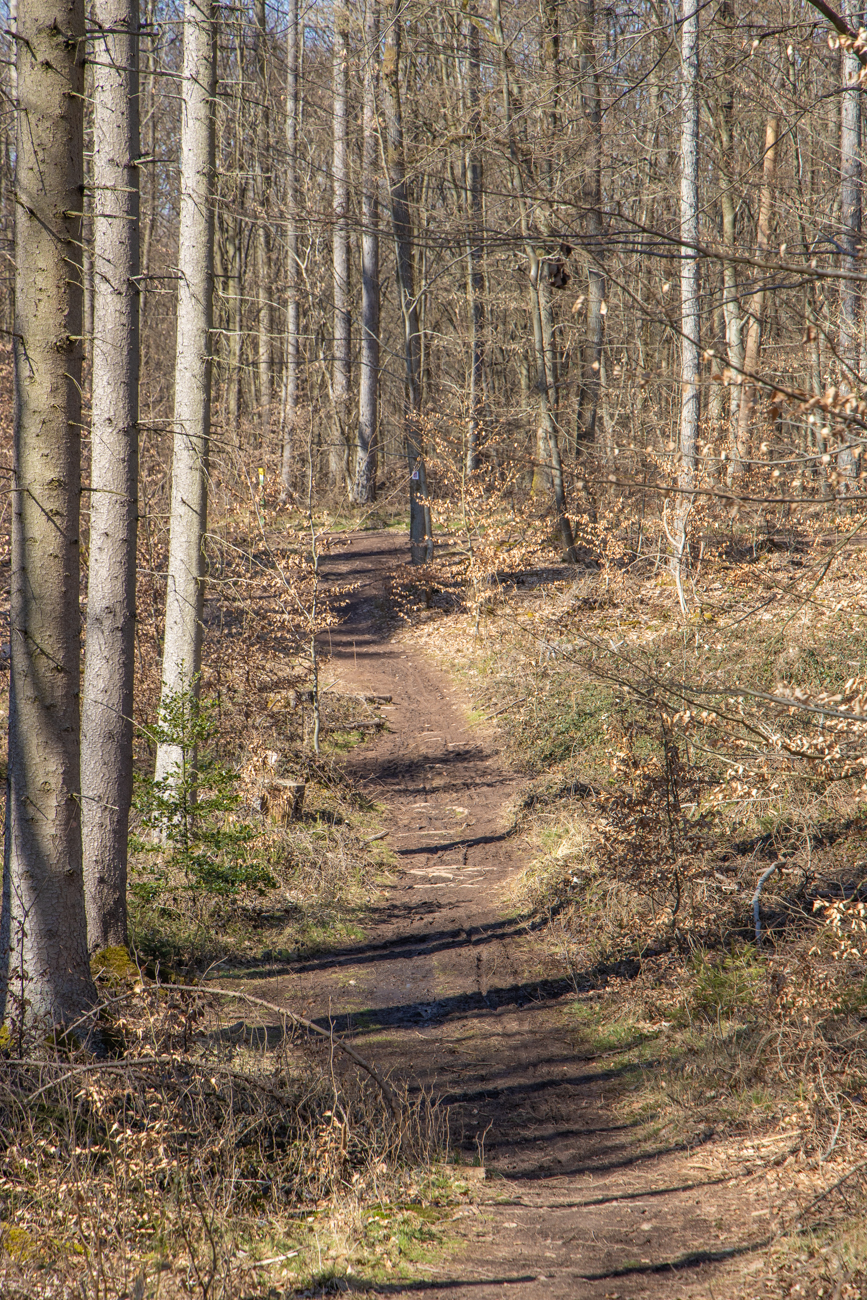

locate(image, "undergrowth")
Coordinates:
0 978 453 1298
405 508 867 1294
0 496 447 1297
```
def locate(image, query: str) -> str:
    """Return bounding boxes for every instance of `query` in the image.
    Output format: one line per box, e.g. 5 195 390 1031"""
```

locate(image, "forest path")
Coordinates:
254 530 766 1298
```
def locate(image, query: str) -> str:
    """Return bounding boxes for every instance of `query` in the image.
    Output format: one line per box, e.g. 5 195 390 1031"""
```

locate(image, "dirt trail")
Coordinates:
253 532 767 1297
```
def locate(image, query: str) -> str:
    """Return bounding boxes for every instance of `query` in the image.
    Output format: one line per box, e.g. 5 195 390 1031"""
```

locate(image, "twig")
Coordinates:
780 1158 867 1237
10 1055 300 1108
753 863 780 946
484 694 531 720
187 984 399 1116
8 986 399 1119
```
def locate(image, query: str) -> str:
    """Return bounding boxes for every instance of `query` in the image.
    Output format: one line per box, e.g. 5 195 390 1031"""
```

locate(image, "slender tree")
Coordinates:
712 0 744 457
280 0 301 499
574 0 605 476
81 0 140 953
672 0 699 610
491 0 577 560
732 108 778 477
331 0 351 487
352 0 379 503
838 0 861 485
254 0 272 443
154 0 216 787
3 0 99 1026
464 10 485 474
225 214 243 434
382 0 432 562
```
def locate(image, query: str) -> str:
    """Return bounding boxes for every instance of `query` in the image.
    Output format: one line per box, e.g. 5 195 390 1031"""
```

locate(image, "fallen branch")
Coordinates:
6 985 399 1119
188 984 399 1116
484 694 532 721
10 1055 298 1108
779 1158 867 1238
752 863 780 946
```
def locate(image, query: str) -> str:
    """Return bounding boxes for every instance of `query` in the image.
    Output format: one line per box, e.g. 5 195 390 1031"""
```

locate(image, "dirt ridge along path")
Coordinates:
249 531 768 1298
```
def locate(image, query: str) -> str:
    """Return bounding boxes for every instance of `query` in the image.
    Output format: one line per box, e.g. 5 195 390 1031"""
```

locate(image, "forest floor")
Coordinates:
226 530 779 1299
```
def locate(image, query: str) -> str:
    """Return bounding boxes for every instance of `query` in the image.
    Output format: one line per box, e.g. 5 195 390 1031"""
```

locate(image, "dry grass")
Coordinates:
405 510 867 1290
0 973 452 1298
0 446 451 1295
128 748 391 979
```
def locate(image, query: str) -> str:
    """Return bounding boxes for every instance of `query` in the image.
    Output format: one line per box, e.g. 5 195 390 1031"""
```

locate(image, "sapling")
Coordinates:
132 683 274 906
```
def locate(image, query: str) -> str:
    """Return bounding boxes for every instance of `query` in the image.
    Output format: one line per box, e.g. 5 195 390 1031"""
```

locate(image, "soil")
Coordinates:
245 531 772 1298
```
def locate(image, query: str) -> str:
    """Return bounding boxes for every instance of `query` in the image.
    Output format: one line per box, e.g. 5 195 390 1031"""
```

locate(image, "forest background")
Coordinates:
5 0 867 1293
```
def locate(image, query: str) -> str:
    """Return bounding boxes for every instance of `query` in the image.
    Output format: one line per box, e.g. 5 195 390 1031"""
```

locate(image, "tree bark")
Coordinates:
81 0 140 952
280 0 301 499
352 0 379 504
574 0 604 497
672 0 699 609
838 1 861 485
491 0 577 560
731 111 778 477
254 0 272 444
331 0 351 488
3 0 99 1027
465 11 485 474
225 216 243 434
713 0 745 457
382 1 432 562
154 0 215 787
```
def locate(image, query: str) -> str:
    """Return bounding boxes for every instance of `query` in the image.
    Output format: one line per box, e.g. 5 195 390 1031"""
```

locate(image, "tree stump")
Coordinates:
263 779 306 825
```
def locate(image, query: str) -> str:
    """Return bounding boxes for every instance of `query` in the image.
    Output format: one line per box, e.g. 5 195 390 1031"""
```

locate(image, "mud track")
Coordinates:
245 531 767 1297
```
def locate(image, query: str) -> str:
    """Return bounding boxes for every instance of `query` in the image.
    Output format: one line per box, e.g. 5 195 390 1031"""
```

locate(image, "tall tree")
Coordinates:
280 0 301 499
3 0 98 1025
672 0 699 610
574 0 605 477
464 10 485 474
254 0 272 443
838 0 861 484
331 0 351 487
491 0 577 561
732 107 779 477
712 0 744 458
81 0 141 951
154 0 216 786
382 0 432 562
352 0 379 503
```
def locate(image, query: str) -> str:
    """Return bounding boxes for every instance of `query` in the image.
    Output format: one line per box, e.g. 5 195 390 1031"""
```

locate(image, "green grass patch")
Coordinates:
507 680 617 775
323 726 367 753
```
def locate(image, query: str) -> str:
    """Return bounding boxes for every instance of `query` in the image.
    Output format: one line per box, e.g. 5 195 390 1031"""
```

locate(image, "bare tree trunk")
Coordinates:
672 0 699 610
154 0 215 787
255 224 272 442
226 216 243 434
352 0 379 504
732 112 778 476
491 0 577 560
839 2 861 485
466 12 485 474
82 158 94 369
254 0 272 445
331 0 351 488
574 0 604 487
140 0 157 290
280 0 301 499
81 0 140 952
714 3 745 456
382 2 432 562
3 0 98 1027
